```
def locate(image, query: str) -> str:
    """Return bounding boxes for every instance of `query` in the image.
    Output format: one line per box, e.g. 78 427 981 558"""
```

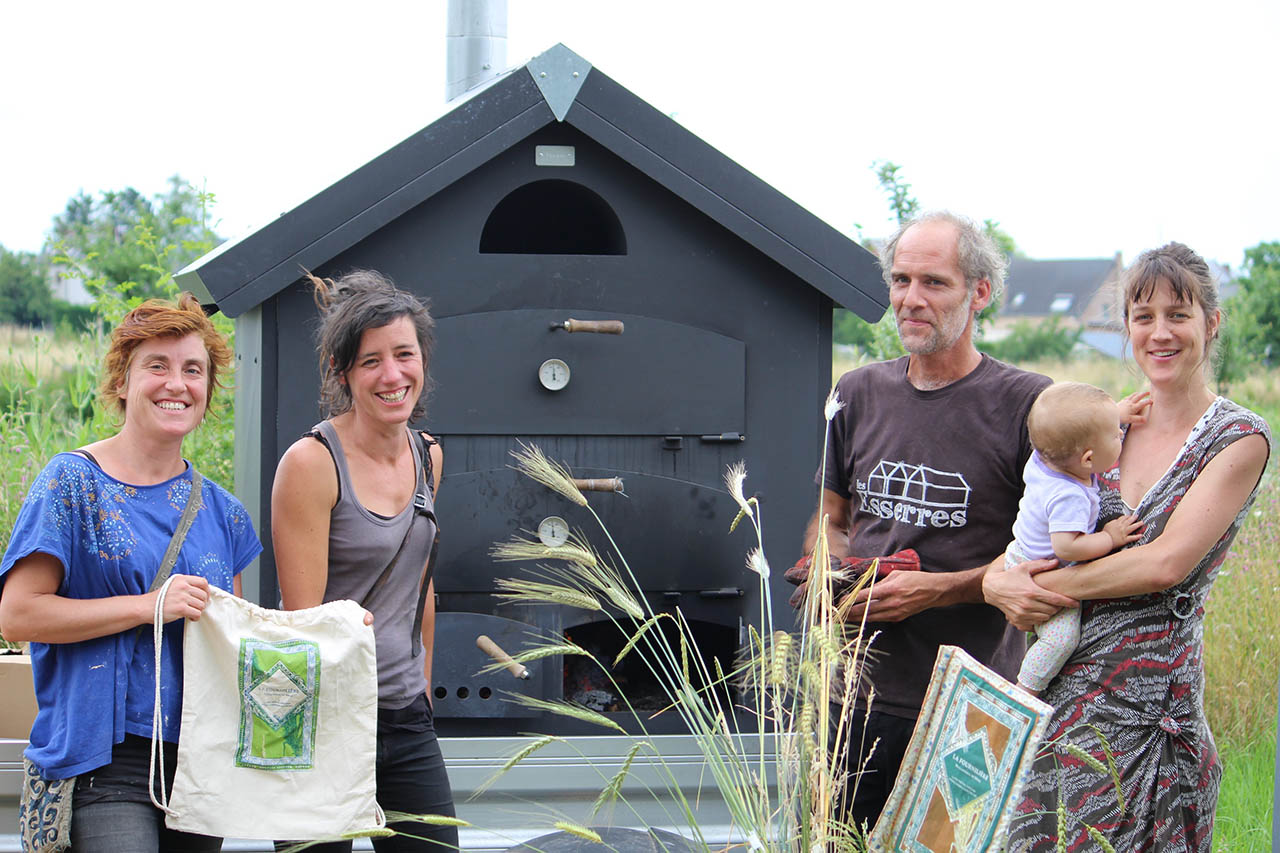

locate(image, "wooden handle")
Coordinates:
571 477 624 493
559 319 624 334
477 634 529 679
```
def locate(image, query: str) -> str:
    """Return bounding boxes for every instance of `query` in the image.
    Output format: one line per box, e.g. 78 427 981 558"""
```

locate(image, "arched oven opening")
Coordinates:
562 615 739 735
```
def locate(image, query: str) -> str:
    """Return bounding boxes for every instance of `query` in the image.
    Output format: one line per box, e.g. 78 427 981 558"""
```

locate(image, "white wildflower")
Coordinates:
824 388 844 421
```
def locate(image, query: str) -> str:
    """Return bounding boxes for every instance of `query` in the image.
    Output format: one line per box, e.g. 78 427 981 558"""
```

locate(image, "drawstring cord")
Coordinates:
149 575 179 816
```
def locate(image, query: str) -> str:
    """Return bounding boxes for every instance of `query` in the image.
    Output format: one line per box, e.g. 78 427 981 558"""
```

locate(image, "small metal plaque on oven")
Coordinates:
535 145 575 167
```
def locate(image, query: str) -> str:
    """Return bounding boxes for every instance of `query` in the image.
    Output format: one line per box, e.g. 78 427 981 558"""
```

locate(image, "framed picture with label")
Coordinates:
869 645 1052 852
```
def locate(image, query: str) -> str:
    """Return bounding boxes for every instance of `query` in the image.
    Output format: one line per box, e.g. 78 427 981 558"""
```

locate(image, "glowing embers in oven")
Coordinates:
563 617 737 716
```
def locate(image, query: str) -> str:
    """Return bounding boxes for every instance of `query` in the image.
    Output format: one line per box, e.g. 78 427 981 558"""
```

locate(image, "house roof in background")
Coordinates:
1078 329 1131 360
1002 257 1118 318
176 43 887 320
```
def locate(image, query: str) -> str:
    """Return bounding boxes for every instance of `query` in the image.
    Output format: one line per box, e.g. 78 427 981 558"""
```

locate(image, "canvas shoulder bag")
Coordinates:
150 581 384 841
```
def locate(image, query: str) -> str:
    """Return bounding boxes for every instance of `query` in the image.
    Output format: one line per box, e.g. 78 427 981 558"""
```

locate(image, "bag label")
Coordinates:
237 638 320 770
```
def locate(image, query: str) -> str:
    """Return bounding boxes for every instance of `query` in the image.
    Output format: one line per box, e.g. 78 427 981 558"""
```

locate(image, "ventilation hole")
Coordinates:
434 686 447 700
479 686 493 700
456 686 470 700
480 179 626 255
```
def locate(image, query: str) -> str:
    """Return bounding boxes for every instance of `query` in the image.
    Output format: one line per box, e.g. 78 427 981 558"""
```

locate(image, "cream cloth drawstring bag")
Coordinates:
150 582 384 840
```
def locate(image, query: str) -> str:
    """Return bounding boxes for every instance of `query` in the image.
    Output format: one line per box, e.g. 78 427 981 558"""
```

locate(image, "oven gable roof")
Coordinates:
177 44 887 320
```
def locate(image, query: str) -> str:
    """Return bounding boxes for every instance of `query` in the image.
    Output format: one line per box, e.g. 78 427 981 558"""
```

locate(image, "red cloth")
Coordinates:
784 549 920 609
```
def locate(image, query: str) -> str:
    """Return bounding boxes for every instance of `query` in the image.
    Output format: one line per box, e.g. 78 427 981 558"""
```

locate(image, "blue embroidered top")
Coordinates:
0 453 262 778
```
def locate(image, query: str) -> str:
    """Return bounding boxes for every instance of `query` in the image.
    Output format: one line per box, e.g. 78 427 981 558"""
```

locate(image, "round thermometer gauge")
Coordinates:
537 516 570 547
538 358 571 391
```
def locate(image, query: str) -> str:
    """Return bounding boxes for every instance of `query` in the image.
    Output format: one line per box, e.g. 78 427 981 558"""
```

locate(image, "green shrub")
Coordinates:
979 316 1082 363
50 299 96 335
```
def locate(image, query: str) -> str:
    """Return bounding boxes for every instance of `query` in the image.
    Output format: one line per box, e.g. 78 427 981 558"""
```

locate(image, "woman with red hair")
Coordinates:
0 293 261 853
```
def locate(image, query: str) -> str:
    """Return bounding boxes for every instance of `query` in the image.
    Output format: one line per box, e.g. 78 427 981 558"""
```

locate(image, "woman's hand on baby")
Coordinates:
1104 514 1144 549
1118 390 1152 425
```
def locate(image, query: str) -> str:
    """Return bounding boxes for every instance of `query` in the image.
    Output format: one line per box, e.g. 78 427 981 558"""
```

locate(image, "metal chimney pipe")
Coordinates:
446 0 508 102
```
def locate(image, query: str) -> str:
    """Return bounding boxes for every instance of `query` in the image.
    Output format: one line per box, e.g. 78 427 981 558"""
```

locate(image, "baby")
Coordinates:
1007 381 1148 695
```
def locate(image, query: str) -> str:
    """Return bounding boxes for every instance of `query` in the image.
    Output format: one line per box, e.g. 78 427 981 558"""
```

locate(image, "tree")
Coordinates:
48 176 219 310
874 160 921 225
1228 241 1280 364
0 247 53 326
983 218 1018 258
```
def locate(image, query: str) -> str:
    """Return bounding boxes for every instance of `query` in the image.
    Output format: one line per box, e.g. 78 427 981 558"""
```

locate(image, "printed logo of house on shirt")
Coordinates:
856 460 970 528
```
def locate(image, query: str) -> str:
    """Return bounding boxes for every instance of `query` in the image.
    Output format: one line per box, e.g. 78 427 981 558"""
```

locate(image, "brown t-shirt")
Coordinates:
820 355 1050 719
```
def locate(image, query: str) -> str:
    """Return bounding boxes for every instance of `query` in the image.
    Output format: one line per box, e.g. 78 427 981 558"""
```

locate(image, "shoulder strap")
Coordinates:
359 433 435 608
410 524 440 659
306 428 342 504
72 448 101 467
149 469 204 594
418 431 439 497
135 468 203 641
411 430 440 658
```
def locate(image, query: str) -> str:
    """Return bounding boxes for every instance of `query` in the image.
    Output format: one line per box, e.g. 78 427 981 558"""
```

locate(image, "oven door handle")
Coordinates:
476 634 531 679
571 477 624 493
551 318 625 334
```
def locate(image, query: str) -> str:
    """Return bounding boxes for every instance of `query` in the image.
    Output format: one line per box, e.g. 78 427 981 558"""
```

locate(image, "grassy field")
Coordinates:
1 325 83 367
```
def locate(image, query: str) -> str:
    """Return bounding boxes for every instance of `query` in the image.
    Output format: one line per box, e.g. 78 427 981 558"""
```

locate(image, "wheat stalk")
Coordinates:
553 822 602 844
509 441 587 506
591 740 648 816
491 533 599 569
492 578 600 611
503 694 627 734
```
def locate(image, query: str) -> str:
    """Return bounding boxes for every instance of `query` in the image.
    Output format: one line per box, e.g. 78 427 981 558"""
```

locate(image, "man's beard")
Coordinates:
897 292 974 356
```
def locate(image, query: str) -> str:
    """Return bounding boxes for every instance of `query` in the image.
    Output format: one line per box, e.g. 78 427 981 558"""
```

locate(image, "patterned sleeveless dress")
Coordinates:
1007 397 1271 852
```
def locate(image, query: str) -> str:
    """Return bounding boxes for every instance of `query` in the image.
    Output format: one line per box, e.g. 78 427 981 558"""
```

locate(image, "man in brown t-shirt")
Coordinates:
800 211 1070 829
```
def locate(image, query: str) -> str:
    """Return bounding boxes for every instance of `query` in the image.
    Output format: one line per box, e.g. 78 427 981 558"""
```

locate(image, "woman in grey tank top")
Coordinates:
271 270 457 852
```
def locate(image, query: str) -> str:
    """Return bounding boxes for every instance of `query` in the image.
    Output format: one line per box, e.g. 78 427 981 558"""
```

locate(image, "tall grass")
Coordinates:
1204 471 1277 848
1213 735 1275 852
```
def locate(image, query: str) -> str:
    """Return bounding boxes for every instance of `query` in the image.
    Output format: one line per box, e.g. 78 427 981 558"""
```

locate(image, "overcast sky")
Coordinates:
2 0 1276 270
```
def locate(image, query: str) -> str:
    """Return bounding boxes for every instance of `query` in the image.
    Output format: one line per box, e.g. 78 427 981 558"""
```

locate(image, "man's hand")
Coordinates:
1103 514 1144 549
982 557 1078 631
841 570 942 623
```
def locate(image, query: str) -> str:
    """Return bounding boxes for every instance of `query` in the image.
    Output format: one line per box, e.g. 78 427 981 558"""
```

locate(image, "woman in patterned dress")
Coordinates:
0 293 262 852
985 243 1271 851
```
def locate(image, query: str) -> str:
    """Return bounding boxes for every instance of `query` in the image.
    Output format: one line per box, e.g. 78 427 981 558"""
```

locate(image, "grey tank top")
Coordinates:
313 420 435 709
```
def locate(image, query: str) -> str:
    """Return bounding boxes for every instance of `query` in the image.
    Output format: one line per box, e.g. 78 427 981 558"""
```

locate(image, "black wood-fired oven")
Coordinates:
177 44 886 738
